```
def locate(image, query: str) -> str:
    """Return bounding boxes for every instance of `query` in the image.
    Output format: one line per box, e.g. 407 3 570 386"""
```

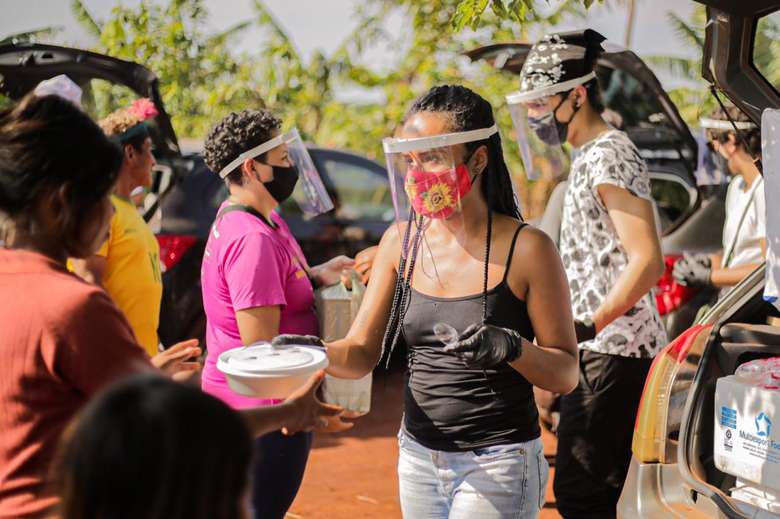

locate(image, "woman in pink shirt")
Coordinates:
201 109 352 519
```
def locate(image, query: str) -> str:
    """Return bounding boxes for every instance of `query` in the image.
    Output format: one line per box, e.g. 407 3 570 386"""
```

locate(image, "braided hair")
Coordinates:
380 85 522 367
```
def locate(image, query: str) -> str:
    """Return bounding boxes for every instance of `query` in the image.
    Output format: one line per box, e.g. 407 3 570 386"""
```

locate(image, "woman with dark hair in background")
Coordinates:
275 84 579 518
0 91 341 518
674 105 765 292
56 373 332 519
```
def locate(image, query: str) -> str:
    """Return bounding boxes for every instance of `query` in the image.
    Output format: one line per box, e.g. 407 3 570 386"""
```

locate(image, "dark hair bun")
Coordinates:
0 93 121 218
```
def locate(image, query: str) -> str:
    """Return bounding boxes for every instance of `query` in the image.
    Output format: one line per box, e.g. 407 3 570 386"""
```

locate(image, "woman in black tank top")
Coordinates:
274 86 578 518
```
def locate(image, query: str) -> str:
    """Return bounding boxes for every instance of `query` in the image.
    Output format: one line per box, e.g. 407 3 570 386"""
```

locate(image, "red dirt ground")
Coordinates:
289 370 562 519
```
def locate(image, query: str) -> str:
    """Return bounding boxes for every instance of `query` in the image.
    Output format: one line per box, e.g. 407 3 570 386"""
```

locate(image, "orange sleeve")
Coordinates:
56 288 154 397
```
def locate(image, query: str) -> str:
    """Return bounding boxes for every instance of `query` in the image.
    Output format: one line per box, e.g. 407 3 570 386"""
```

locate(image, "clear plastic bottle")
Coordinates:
433 322 459 348
761 371 780 391
735 359 769 386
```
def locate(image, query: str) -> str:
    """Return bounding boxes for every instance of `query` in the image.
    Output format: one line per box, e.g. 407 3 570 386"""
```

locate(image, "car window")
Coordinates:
319 157 394 222
80 79 138 120
597 67 674 132
650 175 694 232
80 77 166 151
753 10 780 95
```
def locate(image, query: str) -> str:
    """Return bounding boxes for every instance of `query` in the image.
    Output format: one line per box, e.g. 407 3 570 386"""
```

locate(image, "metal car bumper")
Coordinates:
618 458 729 518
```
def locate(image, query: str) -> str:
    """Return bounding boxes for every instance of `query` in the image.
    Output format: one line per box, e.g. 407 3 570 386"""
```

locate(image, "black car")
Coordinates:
0 43 394 346
467 42 729 339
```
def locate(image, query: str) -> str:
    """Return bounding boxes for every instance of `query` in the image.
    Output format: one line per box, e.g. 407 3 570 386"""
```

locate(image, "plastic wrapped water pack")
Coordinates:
715 357 780 514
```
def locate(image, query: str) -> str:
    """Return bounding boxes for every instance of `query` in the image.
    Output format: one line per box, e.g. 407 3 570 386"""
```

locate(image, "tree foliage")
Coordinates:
65 0 597 217
647 5 780 126
451 0 601 30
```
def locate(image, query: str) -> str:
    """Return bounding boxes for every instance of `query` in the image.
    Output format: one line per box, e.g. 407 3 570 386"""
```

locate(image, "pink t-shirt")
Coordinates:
200 204 319 409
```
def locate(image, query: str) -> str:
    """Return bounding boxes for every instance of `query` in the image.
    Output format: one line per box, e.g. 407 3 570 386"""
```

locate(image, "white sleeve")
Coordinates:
754 181 767 239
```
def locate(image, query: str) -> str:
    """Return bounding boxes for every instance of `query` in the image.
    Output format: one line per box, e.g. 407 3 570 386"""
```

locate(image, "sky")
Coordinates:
1 0 700 96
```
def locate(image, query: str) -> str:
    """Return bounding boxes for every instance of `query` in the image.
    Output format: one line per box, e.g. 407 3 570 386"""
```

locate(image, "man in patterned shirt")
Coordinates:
507 30 666 518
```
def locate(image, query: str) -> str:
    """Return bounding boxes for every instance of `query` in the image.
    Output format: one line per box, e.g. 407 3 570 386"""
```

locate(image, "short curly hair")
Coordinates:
203 109 282 184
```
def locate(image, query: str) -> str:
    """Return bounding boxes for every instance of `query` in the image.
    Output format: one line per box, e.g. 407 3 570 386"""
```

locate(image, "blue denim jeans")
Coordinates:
397 430 548 519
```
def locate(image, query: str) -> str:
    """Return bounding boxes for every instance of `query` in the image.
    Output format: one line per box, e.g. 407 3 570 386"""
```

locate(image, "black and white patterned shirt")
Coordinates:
560 129 667 358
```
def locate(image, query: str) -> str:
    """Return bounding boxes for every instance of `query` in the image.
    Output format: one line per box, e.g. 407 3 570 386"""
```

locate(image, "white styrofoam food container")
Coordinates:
217 343 328 399
714 375 780 493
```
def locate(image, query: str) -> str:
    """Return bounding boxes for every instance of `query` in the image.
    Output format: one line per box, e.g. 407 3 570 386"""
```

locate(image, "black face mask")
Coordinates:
262 164 299 203
527 93 580 145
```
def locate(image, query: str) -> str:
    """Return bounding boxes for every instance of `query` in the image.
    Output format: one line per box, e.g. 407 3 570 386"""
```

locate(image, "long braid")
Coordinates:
394 217 424 369
382 215 424 369
380 211 415 366
482 198 493 324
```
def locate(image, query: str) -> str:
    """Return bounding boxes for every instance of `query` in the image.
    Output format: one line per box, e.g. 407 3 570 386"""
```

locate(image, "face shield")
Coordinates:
506 71 595 181
218 128 333 218
694 128 728 185
699 116 757 180
382 125 498 257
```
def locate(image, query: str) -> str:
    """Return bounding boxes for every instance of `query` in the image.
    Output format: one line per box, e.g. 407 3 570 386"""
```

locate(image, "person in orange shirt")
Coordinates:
71 99 163 356
0 90 343 519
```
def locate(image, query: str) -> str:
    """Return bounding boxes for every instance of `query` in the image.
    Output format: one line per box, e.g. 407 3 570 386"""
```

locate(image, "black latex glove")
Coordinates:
672 253 712 288
574 320 597 343
443 323 523 369
271 334 325 349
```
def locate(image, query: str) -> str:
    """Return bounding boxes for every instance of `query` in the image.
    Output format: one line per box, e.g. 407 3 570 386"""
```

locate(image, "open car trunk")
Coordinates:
0 43 185 222
678 266 780 518
677 2 780 517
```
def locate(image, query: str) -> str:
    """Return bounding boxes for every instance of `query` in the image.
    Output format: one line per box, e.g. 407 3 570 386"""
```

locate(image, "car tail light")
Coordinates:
157 234 197 272
632 324 712 463
656 254 696 316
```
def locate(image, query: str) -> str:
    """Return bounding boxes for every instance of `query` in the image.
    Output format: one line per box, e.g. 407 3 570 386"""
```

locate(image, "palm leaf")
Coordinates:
0 26 62 44
645 55 702 82
666 10 703 49
207 20 251 47
252 0 302 65
71 0 102 38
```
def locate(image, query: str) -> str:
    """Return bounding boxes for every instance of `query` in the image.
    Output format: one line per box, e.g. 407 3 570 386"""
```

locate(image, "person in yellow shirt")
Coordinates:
72 99 162 356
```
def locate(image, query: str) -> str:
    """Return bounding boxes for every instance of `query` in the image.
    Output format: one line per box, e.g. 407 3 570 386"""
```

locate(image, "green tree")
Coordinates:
451 0 602 30
294 0 589 215
72 0 261 137
70 0 592 217
647 6 780 126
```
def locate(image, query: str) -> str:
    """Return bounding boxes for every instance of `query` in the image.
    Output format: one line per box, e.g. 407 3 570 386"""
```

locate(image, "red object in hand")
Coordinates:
655 254 696 316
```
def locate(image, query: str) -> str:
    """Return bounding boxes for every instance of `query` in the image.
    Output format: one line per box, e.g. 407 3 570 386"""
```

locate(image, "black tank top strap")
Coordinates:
502 223 527 283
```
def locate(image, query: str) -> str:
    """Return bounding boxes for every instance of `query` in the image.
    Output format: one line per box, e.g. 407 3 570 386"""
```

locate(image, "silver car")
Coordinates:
618 1 780 517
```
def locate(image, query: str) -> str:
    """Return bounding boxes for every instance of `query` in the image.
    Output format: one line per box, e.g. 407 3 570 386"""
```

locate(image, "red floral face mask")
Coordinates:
404 164 474 219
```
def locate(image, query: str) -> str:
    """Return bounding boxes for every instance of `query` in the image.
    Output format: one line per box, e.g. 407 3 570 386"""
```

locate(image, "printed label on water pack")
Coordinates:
715 376 780 490
721 406 737 429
